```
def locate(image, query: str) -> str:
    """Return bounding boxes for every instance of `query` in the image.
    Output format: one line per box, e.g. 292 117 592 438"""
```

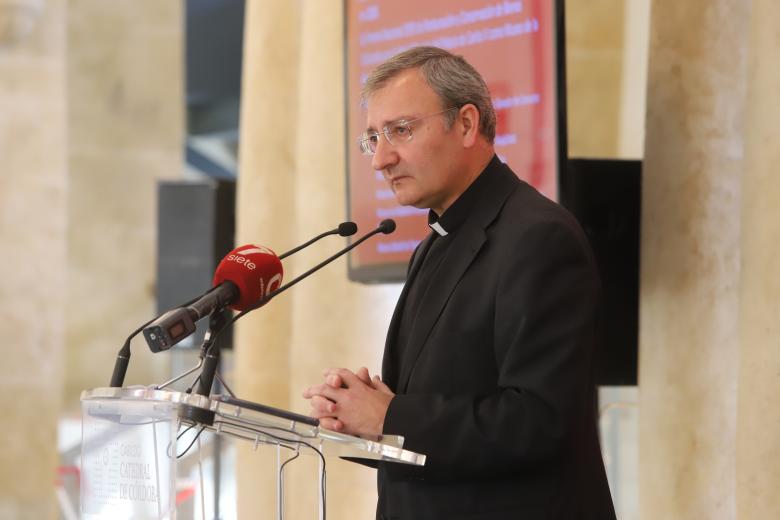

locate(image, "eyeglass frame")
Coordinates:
357 106 459 156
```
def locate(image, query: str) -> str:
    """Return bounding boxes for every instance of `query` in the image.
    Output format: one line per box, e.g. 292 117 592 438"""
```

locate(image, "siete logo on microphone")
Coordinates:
258 273 283 298
227 246 277 270
227 254 256 270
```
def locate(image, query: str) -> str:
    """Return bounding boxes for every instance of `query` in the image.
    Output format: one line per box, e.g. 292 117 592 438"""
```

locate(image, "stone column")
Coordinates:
736 0 780 516
285 3 402 518
618 0 650 158
65 0 184 399
0 0 66 517
565 0 626 158
236 1 402 516
639 1 751 518
234 1 301 516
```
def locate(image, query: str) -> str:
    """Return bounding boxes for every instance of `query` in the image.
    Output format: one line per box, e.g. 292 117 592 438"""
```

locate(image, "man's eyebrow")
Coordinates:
365 115 415 133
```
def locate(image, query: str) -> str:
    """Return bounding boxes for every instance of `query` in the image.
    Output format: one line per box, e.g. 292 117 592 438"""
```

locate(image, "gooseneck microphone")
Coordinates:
110 222 355 387
217 219 396 328
189 219 395 402
191 221 389 402
144 223 359 354
259 218 395 309
184 219 396 424
279 221 358 260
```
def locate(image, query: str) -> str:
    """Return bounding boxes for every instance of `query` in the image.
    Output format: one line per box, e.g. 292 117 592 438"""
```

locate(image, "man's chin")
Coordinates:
393 194 424 209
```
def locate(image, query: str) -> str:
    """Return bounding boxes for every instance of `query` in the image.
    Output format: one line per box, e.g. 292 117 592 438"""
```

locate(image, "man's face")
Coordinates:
365 69 466 214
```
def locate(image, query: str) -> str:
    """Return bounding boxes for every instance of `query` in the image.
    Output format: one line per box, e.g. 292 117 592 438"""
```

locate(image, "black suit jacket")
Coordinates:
376 158 616 519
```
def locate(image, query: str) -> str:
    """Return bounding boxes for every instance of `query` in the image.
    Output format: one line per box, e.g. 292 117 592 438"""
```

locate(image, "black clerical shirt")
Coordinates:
391 156 501 376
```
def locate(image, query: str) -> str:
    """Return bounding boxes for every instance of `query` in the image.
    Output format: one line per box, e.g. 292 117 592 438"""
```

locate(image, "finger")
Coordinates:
322 367 347 378
322 368 349 388
326 374 344 388
309 397 339 419
303 383 334 399
372 375 394 395
318 417 344 432
334 368 364 389
355 366 371 385
303 383 341 402
312 394 336 412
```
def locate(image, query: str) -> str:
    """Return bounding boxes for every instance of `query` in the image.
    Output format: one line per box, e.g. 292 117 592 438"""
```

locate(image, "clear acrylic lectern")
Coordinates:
81 386 425 519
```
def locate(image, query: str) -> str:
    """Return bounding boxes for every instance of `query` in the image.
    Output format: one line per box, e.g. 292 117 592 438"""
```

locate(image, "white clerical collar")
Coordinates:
429 221 448 237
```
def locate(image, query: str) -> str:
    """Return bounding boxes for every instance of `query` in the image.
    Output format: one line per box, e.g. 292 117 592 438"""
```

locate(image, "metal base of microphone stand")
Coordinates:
179 402 216 426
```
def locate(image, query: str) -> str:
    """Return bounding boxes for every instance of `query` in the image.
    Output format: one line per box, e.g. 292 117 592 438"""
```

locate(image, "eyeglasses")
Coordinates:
357 107 458 156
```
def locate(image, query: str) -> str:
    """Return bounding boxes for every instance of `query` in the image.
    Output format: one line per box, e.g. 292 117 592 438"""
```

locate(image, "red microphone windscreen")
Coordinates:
212 245 284 311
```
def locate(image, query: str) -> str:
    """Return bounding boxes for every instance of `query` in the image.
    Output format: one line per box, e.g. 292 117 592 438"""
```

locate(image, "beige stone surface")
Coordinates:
640 0 751 518
565 0 625 158
618 0 650 158
736 0 780 516
64 0 184 403
0 0 66 517
286 4 401 518
234 1 301 517
235 1 402 517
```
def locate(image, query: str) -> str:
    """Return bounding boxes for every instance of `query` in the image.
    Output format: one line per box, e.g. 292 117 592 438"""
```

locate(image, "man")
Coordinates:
303 46 615 519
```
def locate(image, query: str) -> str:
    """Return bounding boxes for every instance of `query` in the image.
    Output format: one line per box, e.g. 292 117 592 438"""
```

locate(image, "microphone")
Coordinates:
279 221 358 260
221 219 396 322
109 220 360 388
181 219 396 418
143 245 283 352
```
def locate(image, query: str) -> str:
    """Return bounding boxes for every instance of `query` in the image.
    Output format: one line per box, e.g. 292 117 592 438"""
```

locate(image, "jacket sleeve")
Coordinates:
382 217 600 479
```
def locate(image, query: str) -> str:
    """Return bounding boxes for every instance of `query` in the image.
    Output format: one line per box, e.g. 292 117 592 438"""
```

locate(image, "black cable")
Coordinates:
279 449 301 513
177 426 207 459
279 450 300 473
186 374 201 394
166 423 197 459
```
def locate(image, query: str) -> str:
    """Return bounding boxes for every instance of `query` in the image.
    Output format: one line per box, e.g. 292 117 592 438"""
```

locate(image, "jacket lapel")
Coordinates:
395 163 518 393
396 224 486 393
381 233 436 388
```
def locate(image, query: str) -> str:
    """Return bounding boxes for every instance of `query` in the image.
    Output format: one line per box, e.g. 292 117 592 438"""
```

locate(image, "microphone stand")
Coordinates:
195 309 229 396
179 308 230 426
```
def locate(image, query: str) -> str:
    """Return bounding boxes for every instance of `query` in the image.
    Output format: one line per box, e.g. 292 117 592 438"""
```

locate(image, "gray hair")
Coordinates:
361 46 497 143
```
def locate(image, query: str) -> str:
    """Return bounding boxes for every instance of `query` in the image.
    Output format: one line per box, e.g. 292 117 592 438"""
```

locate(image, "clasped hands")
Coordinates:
302 367 394 440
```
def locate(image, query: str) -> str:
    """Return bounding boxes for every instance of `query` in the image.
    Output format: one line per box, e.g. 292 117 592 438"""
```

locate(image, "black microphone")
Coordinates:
188 221 390 410
148 223 360 353
255 219 395 309
278 221 358 260
109 221 359 388
213 219 396 333
180 219 396 423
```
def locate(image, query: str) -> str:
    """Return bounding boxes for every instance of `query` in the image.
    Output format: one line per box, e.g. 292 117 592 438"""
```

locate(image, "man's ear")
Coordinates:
458 104 481 147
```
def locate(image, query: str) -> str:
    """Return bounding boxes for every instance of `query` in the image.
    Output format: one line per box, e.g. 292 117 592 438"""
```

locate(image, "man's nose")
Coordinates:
371 135 399 172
